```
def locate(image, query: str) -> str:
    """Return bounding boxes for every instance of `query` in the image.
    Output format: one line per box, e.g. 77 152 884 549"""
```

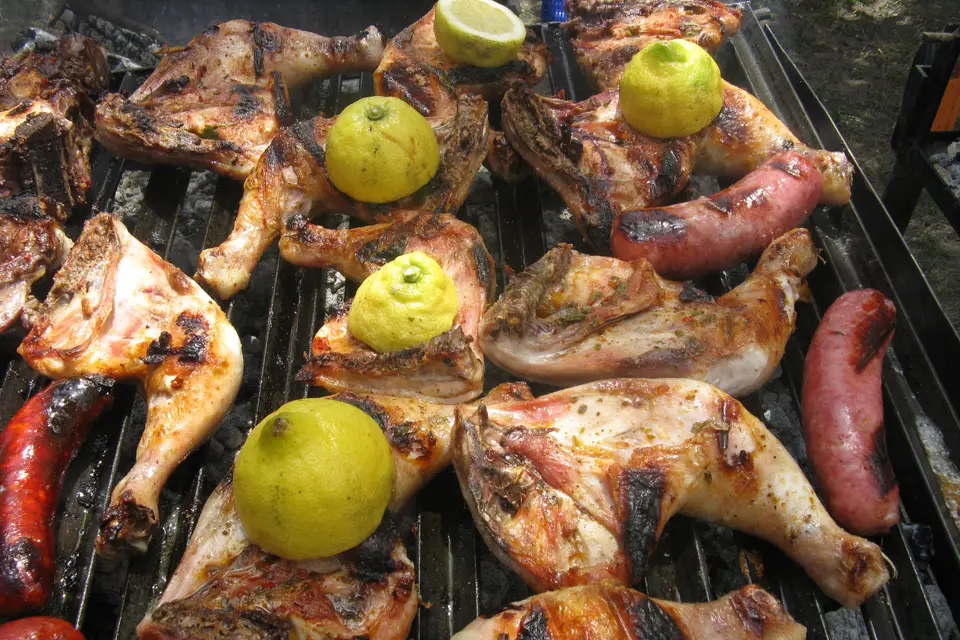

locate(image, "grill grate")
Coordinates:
1 4 958 639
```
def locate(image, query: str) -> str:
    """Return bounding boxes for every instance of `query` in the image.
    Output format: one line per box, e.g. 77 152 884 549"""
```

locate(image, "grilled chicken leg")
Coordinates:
453 378 890 608
195 94 489 299
18 214 243 558
481 228 816 397
138 383 530 639
96 21 385 180
454 583 805 640
501 82 852 249
285 212 495 402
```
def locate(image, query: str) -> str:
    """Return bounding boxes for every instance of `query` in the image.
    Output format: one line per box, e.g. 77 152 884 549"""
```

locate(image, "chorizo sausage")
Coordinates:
611 152 823 279
801 289 898 536
0 377 113 616
0 616 85 640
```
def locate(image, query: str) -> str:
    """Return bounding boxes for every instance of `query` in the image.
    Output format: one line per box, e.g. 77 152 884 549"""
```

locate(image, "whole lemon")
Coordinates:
326 96 440 203
349 251 459 353
233 398 394 560
619 39 724 139
434 0 527 68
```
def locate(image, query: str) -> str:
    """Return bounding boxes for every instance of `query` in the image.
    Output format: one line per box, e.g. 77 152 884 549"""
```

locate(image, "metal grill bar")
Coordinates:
0 4 957 639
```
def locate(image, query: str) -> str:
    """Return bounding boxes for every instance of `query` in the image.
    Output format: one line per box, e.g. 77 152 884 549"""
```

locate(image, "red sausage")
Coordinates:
0 377 113 616
801 289 898 536
611 152 823 279
0 616 85 640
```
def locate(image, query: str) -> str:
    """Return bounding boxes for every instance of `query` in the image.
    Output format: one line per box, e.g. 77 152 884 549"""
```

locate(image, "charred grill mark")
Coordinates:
272 71 292 127
378 65 439 117
331 392 391 432
869 427 898 495
706 194 736 216
516 604 551 640
158 75 190 95
6 100 33 116
263 140 285 168
713 99 747 142
617 209 687 243
731 588 767 636
348 514 402 583
0 195 63 221
769 157 804 179
120 101 156 133
625 593 684 640
652 146 684 202
679 283 714 303
448 59 535 87
357 235 407 266
142 313 209 365
386 421 436 457
46 376 113 437
852 296 896 372
0 538 42 595
473 242 492 292
292 120 326 166
620 468 665 583
231 85 261 119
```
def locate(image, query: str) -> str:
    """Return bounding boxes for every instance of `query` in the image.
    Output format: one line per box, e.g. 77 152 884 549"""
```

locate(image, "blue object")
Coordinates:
541 0 567 22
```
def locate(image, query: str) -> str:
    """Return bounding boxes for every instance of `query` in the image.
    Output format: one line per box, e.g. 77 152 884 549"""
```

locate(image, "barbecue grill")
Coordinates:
2 2 959 638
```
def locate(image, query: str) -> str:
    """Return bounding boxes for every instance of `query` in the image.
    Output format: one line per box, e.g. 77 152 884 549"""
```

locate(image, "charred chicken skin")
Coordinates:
481 228 816 397
138 384 532 639
95 20 385 180
0 196 71 334
452 378 890 608
501 81 852 249
565 0 742 93
196 94 489 299
454 583 805 640
1 35 109 206
18 214 243 558
286 212 495 403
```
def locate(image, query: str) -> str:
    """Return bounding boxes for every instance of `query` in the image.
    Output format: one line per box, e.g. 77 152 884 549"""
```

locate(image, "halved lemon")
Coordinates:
434 0 527 68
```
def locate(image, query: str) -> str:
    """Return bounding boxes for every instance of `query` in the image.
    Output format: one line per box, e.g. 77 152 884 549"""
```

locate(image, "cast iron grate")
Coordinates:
1 5 959 639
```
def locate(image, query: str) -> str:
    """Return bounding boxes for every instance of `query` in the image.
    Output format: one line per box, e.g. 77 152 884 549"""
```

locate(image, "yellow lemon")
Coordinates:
326 96 439 203
233 398 394 560
349 251 459 353
434 0 526 68
619 39 724 138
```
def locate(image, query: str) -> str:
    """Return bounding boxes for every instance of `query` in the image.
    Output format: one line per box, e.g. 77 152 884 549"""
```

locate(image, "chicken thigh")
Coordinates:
452 378 890 608
481 228 816 397
286 212 495 403
18 214 243 558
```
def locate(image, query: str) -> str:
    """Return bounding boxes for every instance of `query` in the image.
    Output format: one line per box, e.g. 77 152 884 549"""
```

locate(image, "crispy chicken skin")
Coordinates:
374 6 549 120
95 21 385 180
287 212 495 403
481 228 816 397
454 583 805 640
0 196 71 333
453 378 890 608
18 214 242 558
565 0 742 93
1 35 109 206
501 82 852 249
138 384 531 639
196 94 489 300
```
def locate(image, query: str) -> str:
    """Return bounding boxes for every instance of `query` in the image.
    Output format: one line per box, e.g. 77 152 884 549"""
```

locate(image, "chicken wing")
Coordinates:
501 82 852 249
287 212 495 403
137 384 532 639
95 21 385 180
18 214 243 558
196 93 489 299
452 378 890 608
565 0 742 92
0 196 70 334
454 583 805 640
1 35 109 206
481 228 815 397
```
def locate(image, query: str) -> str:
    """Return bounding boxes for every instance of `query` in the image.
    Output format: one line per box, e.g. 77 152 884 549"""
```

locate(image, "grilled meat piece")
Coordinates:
1 35 109 206
481 228 815 397
138 481 417 640
501 83 852 248
138 386 534 639
0 196 71 333
196 93 489 299
18 214 243 558
374 6 549 120
452 378 890 608
95 21 385 180
565 0 742 92
287 212 495 403
454 583 805 640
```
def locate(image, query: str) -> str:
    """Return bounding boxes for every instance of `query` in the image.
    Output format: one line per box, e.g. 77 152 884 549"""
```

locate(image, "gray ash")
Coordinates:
112 169 151 221
823 607 869 640
73 14 161 67
930 139 960 201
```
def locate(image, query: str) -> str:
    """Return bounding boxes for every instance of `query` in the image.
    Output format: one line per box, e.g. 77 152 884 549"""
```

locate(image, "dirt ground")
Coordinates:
757 0 960 324
3 0 959 323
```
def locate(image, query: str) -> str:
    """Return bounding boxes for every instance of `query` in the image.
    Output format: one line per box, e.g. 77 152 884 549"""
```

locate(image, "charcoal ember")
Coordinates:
692 520 746 596
75 15 160 66
478 554 529 615
926 584 959 638
823 607 869 640
930 139 960 200
112 169 151 221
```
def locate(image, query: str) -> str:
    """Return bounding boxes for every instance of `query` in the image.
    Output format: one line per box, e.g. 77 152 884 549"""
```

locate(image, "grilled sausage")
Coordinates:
610 152 823 279
802 289 898 536
0 616 85 640
0 377 113 616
